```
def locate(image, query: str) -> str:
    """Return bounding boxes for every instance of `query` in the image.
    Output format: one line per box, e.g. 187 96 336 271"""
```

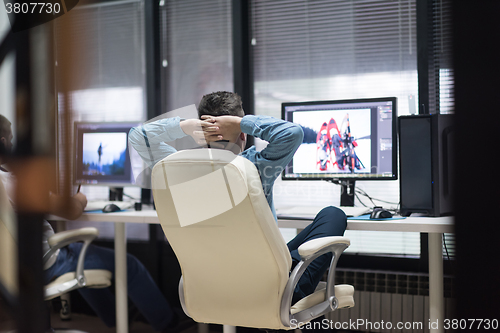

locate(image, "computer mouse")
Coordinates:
103 203 121 213
370 207 393 219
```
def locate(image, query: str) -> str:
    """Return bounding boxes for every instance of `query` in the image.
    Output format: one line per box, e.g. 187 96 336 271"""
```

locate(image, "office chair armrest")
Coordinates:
297 236 350 259
44 227 99 287
280 236 350 328
47 227 99 248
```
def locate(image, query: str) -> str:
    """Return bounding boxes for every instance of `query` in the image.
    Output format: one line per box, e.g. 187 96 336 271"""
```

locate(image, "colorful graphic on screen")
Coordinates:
82 132 127 176
292 108 371 174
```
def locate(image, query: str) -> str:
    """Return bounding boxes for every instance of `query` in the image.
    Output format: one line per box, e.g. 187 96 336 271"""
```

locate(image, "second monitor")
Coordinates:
281 97 398 206
74 122 138 187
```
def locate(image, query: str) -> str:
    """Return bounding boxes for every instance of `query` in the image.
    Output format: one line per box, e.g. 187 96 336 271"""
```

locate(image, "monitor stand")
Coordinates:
141 188 152 204
109 187 123 201
326 179 356 206
340 180 355 207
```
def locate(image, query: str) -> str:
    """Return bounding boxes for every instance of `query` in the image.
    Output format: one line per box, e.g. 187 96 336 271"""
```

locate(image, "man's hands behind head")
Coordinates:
180 118 221 145
199 115 242 143
180 115 242 145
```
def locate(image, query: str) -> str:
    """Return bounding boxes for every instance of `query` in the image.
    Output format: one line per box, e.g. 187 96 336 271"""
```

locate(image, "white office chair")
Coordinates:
44 227 112 300
151 149 354 330
43 227 112 333
0 175 112 332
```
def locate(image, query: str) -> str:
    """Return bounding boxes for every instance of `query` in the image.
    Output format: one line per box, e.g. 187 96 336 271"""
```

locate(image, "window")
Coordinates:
54 0 147 239
159 0 233 113
252 0 418 117
55 0 146 122
429 0 454 114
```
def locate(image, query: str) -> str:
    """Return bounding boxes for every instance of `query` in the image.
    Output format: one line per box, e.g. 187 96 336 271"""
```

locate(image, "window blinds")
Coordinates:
160 0 233 113
252 0 418 118
430 0 454 114
56 1 145 93
54 0 146 204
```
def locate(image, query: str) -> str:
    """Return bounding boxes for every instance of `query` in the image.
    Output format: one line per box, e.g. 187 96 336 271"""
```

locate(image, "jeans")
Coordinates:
44 242 173 331
287 206 347 305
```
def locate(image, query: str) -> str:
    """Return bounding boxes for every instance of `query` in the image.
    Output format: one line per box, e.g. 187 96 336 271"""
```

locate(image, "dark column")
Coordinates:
145 0 162 119
232 0 254 148
452 0 500 322
14 27 51 333
416 0 432 114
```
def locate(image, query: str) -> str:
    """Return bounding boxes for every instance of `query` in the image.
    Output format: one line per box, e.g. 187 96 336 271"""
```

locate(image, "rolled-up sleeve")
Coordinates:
128 116 187 169
240 115 303 219
240 114 303 169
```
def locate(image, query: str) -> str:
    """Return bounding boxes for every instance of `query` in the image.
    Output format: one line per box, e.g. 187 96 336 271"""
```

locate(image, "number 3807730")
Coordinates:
443 319 498 330
5 2 61 14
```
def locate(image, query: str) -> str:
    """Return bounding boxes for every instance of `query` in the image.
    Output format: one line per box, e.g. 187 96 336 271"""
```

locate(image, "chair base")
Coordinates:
45 269 112 300
290 284 354 315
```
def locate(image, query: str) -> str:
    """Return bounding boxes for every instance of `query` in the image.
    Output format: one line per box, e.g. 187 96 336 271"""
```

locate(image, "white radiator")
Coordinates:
325 291 456 333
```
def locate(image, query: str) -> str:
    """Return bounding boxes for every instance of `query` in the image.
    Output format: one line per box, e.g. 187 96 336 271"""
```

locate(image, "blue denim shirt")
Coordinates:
129 115 303 220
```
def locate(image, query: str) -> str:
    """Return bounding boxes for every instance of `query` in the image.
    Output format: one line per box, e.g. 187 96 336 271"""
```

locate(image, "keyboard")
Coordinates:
276 205 370 218
84 201 134 212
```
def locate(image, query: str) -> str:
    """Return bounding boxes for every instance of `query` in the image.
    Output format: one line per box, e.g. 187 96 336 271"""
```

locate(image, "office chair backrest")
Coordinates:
152 149 292 329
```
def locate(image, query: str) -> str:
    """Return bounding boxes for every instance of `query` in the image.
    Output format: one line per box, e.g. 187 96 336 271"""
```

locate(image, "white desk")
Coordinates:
50 211 453 333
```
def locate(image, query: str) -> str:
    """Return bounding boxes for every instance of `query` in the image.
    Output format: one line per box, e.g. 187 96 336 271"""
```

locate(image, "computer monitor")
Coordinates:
281 97 397 206
74 122 137 187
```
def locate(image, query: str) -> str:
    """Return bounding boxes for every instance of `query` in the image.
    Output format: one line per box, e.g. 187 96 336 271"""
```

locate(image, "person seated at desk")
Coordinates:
129 91 347 306
0 114 186 332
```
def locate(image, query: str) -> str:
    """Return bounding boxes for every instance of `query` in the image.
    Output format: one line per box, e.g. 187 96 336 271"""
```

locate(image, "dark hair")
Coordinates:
0 114 12 155
0 115 11 140
198 91 244 118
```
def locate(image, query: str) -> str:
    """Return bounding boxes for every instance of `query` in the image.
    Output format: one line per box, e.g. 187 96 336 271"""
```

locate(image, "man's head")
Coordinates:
198 91 245 118
198 92 246 151
0 114 13 158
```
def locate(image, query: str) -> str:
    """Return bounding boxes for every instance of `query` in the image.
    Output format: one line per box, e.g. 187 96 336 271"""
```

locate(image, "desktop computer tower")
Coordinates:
399 114 454 217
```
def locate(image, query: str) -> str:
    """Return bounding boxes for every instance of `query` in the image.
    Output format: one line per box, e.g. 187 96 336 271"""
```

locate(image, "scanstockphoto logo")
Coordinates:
3 0 79 33
291 318 500 331
291 318 425 331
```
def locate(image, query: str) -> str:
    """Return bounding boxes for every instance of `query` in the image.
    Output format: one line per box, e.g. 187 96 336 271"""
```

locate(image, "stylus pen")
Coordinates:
77 184 81 193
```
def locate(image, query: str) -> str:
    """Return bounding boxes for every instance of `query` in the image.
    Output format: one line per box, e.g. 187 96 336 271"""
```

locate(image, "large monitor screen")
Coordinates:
282 97 397 181
74 122 137 186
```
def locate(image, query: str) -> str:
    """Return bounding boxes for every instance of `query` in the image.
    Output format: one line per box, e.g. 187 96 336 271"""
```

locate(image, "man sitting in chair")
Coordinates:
129 91 347 307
